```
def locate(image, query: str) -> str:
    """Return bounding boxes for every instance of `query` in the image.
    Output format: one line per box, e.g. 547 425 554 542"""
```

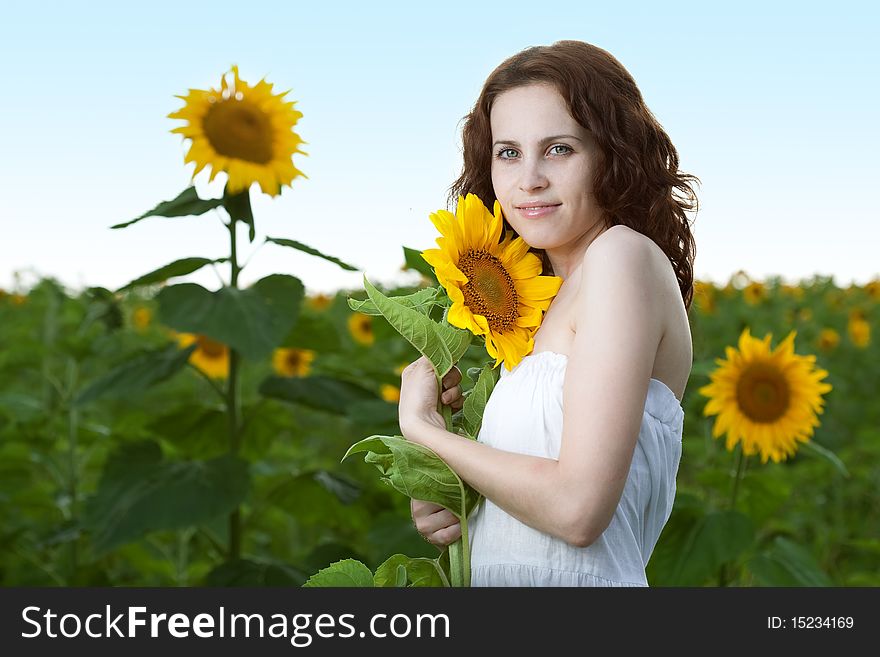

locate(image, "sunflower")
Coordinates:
780 283 805 300
348 312 374 346
175 333 230 379
694 280 716 314
817 328 840 352
699 327 832 464
272 347 315 377
380 384 401 403
306 293 333 311
132 306 152 331
864 279 880 300
743 281 767 306
420 193 563 371
847 315 870 348
168 65 307 197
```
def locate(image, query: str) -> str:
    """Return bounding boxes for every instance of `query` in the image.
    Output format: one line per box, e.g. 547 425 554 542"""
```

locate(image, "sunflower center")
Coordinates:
736 363 790 422
286 352 302 368
458 249 519 332
203 98 274 164
197 335 226 359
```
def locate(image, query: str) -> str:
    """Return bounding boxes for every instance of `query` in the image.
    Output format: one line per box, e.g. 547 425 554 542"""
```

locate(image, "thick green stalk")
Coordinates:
439 398 470 587
227 216 243 560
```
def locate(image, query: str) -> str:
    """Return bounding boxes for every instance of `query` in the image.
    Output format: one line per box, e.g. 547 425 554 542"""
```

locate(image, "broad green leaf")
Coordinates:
302 558 375 587
348 287 442 317
157 274 303 359
374 554 448 587
363 275 471 379
799 440 850 478
83 441 250 554
74 343 196 406
668 510 755 585
111 187 223 229
403 246 439 285
462 362 499 440
116 257 228 292
280 312 340 351
747 537 834 587
266 236 360 271
259 375 378 413
204 559 308 587
343 435 472 522
223 187 255 242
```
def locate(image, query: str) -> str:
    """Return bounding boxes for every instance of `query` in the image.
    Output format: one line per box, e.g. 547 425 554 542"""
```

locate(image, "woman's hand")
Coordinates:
411 498 462 548
398 356 463 437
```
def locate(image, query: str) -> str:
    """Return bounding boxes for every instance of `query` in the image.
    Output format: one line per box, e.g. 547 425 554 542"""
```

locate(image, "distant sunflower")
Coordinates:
168 65 308 197
847 314 870 348
780 283 805 300
817 328 840 352
176 333 230 379
132 306 152 331
272 347 315 377
864 279 880 300
743 281 767 306
306 293 333 311
348 312 374 346
694 280 716 314
420 193 562 371
699 327 832 464
380 384 401 403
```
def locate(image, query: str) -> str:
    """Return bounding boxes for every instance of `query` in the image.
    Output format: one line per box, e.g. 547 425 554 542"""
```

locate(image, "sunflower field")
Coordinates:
1 66 877 587
1 272 877 587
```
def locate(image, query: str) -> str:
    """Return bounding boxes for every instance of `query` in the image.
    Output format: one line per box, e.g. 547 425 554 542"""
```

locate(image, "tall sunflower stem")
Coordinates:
438 391 470 587
719 445 748 586
227 215 243 560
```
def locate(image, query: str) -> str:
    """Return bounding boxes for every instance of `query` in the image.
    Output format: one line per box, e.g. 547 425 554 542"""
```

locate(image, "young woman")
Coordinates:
398 40 699 586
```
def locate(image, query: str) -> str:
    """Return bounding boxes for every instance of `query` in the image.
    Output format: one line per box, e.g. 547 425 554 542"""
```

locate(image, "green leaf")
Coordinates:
280 312 340 351
799 440 850 478
83 441 250 554
403 246 439 285
343 435 477 522
116 257 228 292
302 558 375 587
111 187 223 229
204 559 308 587
747 536 834 586
347 287 442 317
259 375 377 413
461 362 500 440
74 343 196 406
362 275 471 379
266 236 360 271
669 510 756 585
223 187 255 242
373 554 448 587
157 274 303 360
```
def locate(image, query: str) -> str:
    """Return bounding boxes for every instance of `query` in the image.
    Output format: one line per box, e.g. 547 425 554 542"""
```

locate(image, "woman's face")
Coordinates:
490 83 603 251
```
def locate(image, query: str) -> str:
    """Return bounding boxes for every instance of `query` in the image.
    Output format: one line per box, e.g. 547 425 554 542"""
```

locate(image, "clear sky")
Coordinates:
2 0 878 296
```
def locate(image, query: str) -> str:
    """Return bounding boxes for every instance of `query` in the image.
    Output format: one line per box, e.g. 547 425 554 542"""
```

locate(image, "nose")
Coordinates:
518 157 549 193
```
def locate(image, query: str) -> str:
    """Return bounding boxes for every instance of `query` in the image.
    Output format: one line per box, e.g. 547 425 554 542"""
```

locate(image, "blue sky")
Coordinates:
2 0 878 295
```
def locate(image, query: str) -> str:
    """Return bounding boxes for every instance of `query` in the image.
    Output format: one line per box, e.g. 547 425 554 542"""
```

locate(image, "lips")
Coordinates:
516 203 560 218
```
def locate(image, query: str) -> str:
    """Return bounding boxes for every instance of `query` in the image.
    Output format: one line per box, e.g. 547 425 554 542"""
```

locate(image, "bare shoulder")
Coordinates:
576 224 692 399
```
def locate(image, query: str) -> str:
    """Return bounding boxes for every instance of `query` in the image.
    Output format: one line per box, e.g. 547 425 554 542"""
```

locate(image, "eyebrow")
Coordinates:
492 134 583 147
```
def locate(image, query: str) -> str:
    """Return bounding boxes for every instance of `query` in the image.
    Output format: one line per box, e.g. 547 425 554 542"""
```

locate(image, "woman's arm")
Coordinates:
402 228 665 547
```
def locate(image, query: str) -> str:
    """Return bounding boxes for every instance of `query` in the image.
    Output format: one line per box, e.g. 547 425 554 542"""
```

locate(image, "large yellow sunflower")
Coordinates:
420 193 563 371
168 65 307 197
699 327 832 464
175 332 230 379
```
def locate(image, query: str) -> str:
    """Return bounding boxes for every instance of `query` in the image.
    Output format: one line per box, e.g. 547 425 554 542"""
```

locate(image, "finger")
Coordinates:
427 522 462 547
440 385 461 405
441 366 462 389
415 509 459 535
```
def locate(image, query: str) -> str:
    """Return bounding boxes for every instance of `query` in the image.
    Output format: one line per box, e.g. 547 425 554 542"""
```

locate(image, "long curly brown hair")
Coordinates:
447 40 700 310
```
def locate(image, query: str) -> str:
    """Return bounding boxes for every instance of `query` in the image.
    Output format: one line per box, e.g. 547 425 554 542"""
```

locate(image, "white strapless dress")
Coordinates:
468 351 684 586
